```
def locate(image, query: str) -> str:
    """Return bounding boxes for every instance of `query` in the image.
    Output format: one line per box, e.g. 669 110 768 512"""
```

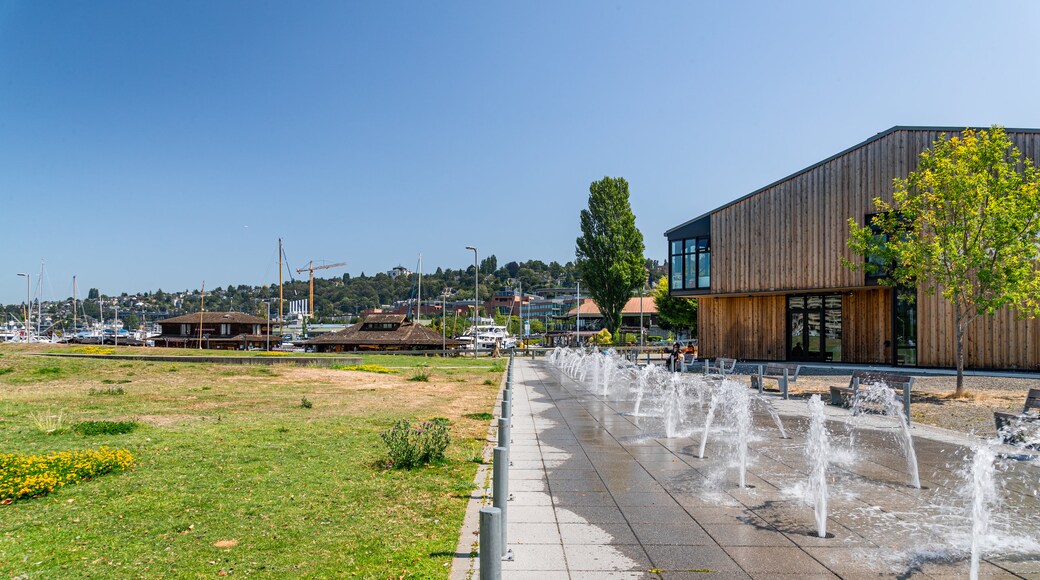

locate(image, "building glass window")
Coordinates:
669 236 711 291
894 290 917 366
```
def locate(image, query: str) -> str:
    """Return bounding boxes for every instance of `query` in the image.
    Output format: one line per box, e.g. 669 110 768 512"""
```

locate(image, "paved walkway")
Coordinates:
455 358 1040 579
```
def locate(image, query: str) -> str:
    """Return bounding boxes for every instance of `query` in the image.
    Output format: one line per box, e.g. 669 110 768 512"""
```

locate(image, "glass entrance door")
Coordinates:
787 295 841 362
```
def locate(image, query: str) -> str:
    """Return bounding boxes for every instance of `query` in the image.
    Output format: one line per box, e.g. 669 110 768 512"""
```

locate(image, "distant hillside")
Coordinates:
1 257 665 328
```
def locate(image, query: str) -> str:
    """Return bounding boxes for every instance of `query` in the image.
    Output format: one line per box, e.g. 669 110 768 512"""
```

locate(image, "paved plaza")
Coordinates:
454 358 1040 579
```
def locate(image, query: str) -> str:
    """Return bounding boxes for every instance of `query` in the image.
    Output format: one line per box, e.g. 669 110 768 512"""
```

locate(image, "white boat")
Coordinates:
456 321 517 350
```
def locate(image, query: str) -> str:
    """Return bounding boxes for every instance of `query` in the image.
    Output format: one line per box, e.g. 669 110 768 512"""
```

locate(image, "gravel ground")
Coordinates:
725 368 1040 437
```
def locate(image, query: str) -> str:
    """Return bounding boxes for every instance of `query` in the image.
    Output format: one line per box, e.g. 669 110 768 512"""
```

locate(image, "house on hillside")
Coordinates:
665 126 1040 370
303 313 463 352
150 312 278 350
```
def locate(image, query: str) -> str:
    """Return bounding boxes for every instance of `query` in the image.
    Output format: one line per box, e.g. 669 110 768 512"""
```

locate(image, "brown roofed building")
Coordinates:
304 313 464 352
151 311 279 350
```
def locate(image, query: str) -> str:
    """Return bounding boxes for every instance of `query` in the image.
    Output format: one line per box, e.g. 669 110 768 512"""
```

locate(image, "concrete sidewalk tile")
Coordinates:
549 478 609 493
722 546 835 575
510 491 553 506
509 469 547 481
570 572 656 579
558 522 639 545
510 478 548 492
643 544 745 573
564 543 652 571
552 491 617 507
509 505 558 523
629 522 714 546
702 524 795 547
619 505 698 525
611 491 681 508
556 506 628 524
508 522 562 544
500 543 567 572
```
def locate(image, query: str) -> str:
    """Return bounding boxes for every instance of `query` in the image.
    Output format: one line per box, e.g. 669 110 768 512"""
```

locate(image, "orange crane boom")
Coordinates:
295 261 347 319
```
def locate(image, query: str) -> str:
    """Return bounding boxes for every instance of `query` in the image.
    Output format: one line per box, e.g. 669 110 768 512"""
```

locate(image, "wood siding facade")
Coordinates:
670 127 1040 370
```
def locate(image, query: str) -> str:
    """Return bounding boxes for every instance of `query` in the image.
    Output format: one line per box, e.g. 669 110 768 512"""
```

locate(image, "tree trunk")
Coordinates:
954 312 967 398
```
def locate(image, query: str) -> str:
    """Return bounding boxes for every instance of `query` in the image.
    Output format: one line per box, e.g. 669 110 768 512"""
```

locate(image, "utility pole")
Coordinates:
278 238 283 339
466 246 478 358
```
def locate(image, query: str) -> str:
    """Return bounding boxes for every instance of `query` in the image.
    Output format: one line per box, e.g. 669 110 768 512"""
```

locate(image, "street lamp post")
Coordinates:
265 300 272 351
465 246 478 359
17 273 29 342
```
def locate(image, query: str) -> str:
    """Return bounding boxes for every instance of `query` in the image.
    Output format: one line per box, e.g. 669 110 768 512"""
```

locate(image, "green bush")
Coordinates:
380 418 451 469
300 397 313 409
73 420 140 436
88 386 125 396
408 369 430 382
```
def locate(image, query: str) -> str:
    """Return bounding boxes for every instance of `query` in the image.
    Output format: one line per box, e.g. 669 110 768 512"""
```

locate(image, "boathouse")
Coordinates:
151 311 277 350
303 313 463 352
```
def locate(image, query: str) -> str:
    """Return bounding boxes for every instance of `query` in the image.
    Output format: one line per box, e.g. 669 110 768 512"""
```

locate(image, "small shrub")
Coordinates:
88 386 125 396
74 420 140 436
408 369 430 382
482 379 495 386
101 379 131 385
464 412 494 421
29 410 69 434
300 397 313 409
0 447 134 501
380 418 451 469
490 362 505 373
0 367 13 375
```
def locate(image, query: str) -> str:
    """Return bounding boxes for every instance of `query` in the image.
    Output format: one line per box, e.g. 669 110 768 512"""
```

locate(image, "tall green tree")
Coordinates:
651 276 697 336
847 127 1040 397
575 176 646 341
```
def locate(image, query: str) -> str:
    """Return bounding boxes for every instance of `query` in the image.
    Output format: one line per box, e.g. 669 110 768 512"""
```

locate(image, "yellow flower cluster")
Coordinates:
0 447 134 502
71 346 116 355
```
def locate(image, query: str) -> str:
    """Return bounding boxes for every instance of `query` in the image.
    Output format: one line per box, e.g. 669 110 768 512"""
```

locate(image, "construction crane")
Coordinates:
295 260 347 319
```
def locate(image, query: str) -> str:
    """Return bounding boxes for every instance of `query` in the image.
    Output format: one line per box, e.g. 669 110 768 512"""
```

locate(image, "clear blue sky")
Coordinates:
2 1 1039 305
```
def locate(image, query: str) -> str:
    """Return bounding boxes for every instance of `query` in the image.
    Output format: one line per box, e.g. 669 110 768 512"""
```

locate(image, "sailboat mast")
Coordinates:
198 281 206 350
72 275 77 333
417 254 422 322
278 238 283 338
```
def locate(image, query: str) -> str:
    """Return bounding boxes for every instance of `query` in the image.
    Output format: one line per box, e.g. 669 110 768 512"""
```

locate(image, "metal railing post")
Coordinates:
479 507 502 579
782 368 790 400
502 398 511 420
492 446 511 558
498 416 510 448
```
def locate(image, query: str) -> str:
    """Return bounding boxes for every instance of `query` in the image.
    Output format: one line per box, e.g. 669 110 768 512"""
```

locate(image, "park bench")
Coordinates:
679 353 698 372
750 363 801 400
702 357 737 376
829 370 916 423
994 388 1040 445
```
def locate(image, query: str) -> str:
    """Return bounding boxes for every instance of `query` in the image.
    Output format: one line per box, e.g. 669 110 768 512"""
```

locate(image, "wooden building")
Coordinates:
303 313 463 352
666 126 1040 370
151 312 277 350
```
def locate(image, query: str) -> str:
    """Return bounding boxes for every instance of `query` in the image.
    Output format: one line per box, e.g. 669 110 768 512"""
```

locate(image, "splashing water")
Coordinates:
806 395 830 538
969 444 997 580
852 384 921 488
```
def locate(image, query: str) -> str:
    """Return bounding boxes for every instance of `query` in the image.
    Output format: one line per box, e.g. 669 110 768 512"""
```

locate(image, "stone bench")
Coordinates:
751 363 801 400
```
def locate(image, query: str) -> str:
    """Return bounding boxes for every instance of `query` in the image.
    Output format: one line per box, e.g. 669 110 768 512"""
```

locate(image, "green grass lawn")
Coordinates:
0 345 501 578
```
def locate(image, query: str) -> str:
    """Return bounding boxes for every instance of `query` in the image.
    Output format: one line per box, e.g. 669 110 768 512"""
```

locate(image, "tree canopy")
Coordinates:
651 276 697 336
575 176 646 340
846 126 1040 396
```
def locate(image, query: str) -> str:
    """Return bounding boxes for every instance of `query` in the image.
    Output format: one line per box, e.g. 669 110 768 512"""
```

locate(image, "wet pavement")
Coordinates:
454 358 1040 579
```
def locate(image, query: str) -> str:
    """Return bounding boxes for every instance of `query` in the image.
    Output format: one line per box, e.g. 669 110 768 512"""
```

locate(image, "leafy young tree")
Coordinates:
651 276 697 336
575 176 646 341
847 127 1040 397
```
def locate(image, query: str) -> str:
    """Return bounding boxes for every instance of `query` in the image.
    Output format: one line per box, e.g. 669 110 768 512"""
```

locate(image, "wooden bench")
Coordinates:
994 388 1040 445
829 370 916 423
702 357 737 376
750 363 801 400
